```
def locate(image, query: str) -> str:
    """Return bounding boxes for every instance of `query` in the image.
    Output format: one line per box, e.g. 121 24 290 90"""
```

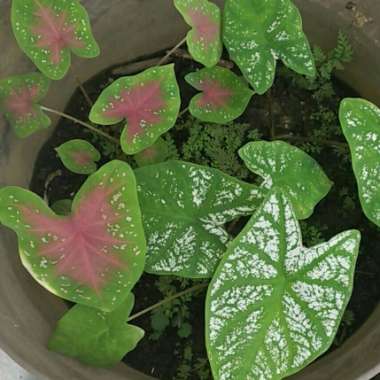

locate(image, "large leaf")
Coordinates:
89 65 181 155
174 0 222 67
0 161 146 311
135 161 265 278
0 73 51 138
223 0 316 94
185 66 254 124
12 0 100 80
56 139 101 175
339 98 380 227
49 292 144 367
206 189 361 380
239 141 332 219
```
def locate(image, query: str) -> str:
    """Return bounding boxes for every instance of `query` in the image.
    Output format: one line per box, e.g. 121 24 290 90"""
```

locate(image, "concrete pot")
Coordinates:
0 0 379 379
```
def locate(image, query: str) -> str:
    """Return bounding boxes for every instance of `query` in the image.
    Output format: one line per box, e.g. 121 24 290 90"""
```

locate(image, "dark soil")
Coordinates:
30 48 380 380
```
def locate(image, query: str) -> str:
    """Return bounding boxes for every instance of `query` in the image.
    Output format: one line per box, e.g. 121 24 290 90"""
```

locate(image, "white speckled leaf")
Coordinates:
223 0 316 94
339 98 380 227
174 0 222 68
185 66 254 124
56 139 100 175
239 141 332 219
206 189 361 380
0 161 146 312
135 161 265 278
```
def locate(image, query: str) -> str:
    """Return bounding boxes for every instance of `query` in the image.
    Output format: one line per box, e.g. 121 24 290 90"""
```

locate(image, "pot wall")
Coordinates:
0 1 379 379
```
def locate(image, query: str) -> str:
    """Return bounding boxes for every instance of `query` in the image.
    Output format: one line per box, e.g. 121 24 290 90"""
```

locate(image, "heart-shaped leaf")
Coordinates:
239 141 332 219
339 98 380 228
185 66 254 123
223 0 316 94
133 137 171 168
56 139 101 175
0 161 146 311
89 65 181 155
135 161 265 278
206 189 360 380
48 292 144 367
0 73 51 138
174 0 222 67
12 0 100 80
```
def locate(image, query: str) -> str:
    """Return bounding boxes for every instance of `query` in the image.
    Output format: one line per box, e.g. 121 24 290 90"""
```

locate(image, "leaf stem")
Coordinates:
157 36 187 66
128 283 208 322
40 106 120 145
75 76 93 107
277 134 347 149
179 106 189 118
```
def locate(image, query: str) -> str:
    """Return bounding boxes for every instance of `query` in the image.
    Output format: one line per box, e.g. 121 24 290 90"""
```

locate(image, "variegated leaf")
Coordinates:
206 189 360 380
135 161 265 278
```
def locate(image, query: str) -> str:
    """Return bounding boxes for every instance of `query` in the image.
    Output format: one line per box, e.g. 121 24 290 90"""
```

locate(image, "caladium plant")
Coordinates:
206 189 360 380
185 66 254 124
12 0 100 80
89 65 181 155
56 139 101 175
0 161 146 311
223 0 316 94
174 0 223 68
339 98 380 228
0 73 51 137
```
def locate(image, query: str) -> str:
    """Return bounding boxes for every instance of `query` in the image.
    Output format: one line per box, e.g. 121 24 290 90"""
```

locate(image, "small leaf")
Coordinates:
135 161 265 278
49 292 144 367
339 98 380 227
239 141 332 219
174 0 222 67
134 137 170 167
185 66 254 124
223 0 316 94
12 0 100 80
0 73 50 138
51 199 72 216
0 161 146 311
89 65 180 155
56 139 101 175
206 189 360 380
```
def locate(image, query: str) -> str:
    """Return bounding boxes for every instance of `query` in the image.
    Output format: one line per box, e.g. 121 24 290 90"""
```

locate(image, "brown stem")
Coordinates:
178 106 189 118
75 76 93 107
41 106 120 145
276 134 347 149
128 283 207 322
157 36 187 66
172 48 234 69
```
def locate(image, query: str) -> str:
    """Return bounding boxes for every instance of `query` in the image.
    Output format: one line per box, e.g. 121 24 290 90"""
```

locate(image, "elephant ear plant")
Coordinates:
0 0 378 378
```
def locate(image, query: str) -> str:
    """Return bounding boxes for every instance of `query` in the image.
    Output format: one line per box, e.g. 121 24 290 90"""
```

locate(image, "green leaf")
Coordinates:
185 66 254 124
0 161 146 311
56 139 101 175
135 161 265 278
89 64 180 155
49 292 144 367
133 137 171 167
12 0 100 80
51 199 72 216
339 98 380 227
239 141 332 219
0 73 51 138
223 0 316 94
206 189 360 380
174 0 222 67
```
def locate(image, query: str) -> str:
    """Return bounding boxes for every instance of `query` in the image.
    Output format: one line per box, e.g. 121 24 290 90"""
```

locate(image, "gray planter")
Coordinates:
0 1 379 379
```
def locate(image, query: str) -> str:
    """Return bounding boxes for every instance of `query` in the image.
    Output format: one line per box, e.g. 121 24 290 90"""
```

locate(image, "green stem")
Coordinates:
276 134 347 149
178 106 189 118
157 36 187 66
128 283 208 322
41 106 120 145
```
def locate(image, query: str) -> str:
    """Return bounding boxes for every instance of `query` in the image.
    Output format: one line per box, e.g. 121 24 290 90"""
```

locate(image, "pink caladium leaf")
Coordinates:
0 161 146 311
185 66 254 123
0 73 51 138
89 65 181 155
56 139 101 175
174 0 222 67
11 0 100 80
